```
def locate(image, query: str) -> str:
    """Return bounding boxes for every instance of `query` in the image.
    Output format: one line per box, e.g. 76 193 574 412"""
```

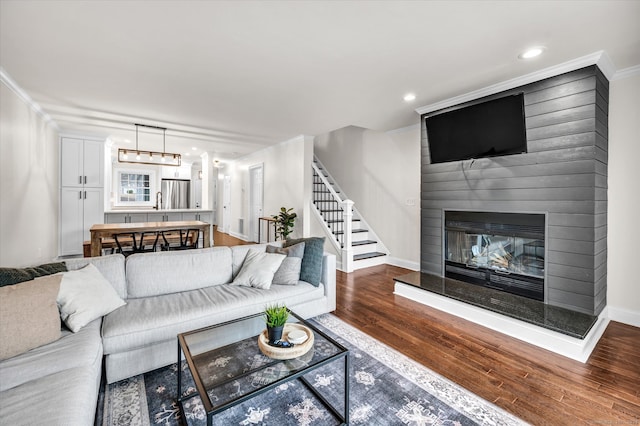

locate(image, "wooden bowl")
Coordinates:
257 323 314 360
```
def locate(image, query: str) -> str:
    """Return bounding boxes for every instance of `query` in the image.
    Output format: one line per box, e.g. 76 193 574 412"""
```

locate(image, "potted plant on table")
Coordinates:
272 207 297 241
264 303 289 343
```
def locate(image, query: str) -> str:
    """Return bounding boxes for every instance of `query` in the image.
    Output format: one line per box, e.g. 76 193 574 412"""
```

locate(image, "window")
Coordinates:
116 169 156 206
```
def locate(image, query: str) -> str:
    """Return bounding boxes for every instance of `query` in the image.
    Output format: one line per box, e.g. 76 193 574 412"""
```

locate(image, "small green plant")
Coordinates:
272 207 297 240
264 303 289 328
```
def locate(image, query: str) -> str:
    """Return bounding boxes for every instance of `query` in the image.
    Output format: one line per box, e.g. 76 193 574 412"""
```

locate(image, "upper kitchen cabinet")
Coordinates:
61 137 104 188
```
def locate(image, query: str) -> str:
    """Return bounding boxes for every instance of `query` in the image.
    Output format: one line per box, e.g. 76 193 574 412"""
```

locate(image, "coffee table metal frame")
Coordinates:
177 310 350 425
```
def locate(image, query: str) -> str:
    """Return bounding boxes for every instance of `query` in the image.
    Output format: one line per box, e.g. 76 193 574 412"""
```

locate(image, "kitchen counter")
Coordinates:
105 208 213 213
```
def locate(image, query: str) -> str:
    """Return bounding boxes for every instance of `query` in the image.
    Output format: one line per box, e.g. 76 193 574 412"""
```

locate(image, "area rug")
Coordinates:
99 314 526 426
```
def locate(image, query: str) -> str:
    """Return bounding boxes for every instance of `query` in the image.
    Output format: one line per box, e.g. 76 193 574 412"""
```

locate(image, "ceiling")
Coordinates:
1 1 639 164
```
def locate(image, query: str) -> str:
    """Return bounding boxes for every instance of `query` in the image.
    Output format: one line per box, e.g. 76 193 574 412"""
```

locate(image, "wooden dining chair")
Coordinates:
160 229 200 251
113 232 159 257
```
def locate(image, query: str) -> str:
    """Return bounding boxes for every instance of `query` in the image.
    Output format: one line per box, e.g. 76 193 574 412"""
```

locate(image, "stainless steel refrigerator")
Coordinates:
161 179 190 209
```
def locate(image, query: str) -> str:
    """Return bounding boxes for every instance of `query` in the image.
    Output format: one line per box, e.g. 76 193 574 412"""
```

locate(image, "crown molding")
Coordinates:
0 67 59 130
416 51 616 115
613 64 640 81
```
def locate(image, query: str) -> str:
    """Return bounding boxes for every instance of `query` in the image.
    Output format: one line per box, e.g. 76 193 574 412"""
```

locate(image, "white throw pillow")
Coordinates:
231 249 286 289
58 264 126 332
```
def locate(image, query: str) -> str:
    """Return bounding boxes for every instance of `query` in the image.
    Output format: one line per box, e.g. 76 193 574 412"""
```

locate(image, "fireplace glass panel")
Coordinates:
446 230 544 279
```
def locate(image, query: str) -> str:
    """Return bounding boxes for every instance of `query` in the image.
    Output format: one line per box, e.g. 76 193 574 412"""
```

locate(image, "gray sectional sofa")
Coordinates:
0 243 336 425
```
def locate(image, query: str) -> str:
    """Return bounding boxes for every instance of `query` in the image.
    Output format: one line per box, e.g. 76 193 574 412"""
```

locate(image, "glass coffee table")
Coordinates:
177 311 349 425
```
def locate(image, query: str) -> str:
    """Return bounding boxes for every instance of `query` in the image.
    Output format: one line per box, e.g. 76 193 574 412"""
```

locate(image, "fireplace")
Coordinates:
444 211 545 301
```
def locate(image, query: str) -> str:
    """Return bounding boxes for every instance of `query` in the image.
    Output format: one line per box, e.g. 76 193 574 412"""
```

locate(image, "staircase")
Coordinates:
312 157 387 272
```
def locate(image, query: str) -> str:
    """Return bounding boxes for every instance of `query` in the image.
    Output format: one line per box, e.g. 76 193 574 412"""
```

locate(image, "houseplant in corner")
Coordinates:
272 207 297 241
264 303 289 343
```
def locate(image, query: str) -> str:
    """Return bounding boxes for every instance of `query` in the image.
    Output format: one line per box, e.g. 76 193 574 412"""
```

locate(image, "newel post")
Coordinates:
342 199 354 273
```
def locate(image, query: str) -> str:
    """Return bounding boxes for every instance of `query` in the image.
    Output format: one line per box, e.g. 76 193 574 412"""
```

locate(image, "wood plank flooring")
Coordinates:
215 231 640 424
335 264 640 425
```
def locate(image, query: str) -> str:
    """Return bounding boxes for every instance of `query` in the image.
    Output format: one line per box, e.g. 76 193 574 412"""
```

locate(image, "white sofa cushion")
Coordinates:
101 282 324 355
58 264 126 332
126 247 233 298
65 254 127 299
231 249 286 289
0 320 102 392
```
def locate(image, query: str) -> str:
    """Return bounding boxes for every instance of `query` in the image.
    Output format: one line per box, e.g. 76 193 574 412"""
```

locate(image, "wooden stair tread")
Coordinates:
352 239 377 246
335 229 368 235
353 252 386 261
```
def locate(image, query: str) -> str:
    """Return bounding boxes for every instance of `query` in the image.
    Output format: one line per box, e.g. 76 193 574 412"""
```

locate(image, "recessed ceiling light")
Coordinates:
403 93 416 102
191 147 197 151
519 47 545 59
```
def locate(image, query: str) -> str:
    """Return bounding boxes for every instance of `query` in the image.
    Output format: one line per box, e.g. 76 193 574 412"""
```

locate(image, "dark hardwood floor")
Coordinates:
215 230 640 424
334 264 640 425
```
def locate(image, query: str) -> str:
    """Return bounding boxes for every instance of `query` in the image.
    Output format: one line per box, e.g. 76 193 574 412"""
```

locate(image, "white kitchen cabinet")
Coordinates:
59 137 106 256
104 213 148 223
161 165 192 180
148 212 182 222
182 211 212 222
60 137 104 188
59 187 104 256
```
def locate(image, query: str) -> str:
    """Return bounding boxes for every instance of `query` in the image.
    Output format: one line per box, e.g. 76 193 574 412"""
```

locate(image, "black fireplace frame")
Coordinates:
443 210 547 301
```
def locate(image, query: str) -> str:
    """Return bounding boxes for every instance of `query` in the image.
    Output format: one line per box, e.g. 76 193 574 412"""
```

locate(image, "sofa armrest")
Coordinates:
321 252 337 312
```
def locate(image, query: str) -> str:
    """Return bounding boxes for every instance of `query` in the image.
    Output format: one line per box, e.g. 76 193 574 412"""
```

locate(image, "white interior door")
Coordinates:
249 164 264 243
222 176 231 234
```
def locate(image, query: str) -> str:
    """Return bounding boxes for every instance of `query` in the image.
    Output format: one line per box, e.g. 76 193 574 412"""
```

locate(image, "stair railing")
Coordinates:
311 161 354 272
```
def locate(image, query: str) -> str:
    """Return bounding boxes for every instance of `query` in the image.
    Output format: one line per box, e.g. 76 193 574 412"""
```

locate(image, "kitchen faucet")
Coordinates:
154 191 162 210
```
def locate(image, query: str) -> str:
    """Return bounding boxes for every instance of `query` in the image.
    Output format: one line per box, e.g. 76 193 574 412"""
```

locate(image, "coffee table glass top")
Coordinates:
178 311 348 416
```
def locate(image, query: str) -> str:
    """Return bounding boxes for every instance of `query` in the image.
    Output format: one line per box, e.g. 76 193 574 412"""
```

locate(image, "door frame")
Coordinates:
248 163 264 243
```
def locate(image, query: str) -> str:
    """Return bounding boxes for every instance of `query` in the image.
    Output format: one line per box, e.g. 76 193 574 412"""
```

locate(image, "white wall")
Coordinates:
607 71 640 326
0 80 59 267
222 135 313 241
314 125 421 268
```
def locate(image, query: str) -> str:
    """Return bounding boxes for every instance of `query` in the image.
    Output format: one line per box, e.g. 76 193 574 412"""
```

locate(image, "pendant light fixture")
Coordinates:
118 123 182 166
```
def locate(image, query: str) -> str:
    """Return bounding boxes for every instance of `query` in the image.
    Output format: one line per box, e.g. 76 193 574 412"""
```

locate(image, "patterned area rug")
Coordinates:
99 314 527 426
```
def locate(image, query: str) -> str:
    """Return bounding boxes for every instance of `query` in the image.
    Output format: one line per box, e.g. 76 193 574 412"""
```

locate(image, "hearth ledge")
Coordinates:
393 281 609 363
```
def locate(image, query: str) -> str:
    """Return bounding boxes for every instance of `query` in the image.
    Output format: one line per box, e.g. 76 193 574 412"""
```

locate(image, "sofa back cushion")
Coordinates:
126 247 233 298
65 254 127 299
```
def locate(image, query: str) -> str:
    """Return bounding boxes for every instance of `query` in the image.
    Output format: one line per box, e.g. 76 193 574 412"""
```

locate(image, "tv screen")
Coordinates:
425 93 527 164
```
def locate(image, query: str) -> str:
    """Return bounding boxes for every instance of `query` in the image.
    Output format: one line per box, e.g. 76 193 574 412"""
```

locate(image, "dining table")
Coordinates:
89 220 211 257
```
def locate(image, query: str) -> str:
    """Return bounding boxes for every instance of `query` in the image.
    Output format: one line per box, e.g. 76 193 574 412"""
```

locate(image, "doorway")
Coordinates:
248 164 264 243
222 175 231 234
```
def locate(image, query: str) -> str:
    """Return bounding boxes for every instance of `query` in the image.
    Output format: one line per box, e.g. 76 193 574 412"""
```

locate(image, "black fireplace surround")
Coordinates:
444 211 545 301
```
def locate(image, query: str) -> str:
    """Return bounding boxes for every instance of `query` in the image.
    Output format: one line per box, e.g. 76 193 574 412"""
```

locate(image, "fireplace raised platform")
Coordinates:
394 271 609 362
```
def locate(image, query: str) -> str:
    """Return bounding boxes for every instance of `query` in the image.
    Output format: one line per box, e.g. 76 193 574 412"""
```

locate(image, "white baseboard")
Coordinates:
386 256 420 271
229 231 249 242
607 306 640 328
394 282 609 363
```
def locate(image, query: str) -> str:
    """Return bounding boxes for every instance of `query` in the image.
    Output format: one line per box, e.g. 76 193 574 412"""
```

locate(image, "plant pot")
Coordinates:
267 325 284 343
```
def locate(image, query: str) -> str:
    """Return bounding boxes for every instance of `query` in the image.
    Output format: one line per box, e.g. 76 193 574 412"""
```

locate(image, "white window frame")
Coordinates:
114 168 156 207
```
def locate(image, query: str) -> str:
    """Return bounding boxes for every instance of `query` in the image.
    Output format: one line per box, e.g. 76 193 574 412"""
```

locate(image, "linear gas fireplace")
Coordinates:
444 211 545 301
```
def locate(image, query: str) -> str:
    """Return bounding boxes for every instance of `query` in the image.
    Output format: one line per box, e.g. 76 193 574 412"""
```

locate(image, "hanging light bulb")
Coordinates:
122 150 128 160
136 152 141 161
161 154 166 163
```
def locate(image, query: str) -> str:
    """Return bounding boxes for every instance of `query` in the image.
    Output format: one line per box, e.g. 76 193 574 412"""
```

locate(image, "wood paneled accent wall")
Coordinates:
420 65 608 316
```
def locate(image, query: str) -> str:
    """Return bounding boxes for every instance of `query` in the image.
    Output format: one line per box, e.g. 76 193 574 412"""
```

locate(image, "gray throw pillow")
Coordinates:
267 242 305 285
283 237 325 287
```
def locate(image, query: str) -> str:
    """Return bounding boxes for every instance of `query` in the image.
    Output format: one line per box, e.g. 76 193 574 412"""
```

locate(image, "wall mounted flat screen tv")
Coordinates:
425 93 527 164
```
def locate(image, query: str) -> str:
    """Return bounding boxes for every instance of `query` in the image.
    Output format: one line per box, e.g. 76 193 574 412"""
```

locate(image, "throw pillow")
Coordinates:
267 242 305 285
57 263 126 332
271 257 302 285
230 249 286 290
0 262 67 287
0 275 62 361
284 237 326 287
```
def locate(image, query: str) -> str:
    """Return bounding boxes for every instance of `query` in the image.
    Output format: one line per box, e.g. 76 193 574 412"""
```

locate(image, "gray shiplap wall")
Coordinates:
421 65 608 316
